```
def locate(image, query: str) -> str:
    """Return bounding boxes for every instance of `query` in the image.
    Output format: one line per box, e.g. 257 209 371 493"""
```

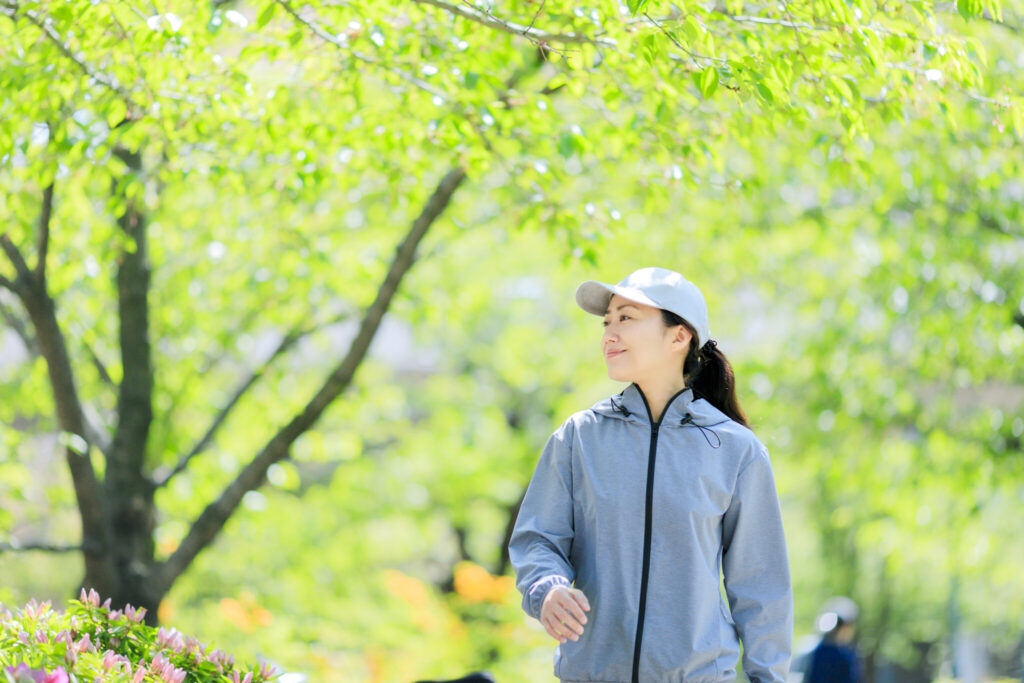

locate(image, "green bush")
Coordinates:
0 590 278 683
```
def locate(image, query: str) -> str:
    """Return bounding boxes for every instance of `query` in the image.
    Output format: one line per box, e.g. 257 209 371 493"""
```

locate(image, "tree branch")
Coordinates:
1 234 33 282
34 181 54 284
0 273 19 294
413 0 616 48
0 541 90 554
157 166 468 592
276 0 448 101
0 298 39 357
0 234 111 584
715 11 829 32
154 322 309 488
644 11 727 66
154 309 354 488
713 8 917 40
1 1 134 102
155 305 269 441
82 338 116 389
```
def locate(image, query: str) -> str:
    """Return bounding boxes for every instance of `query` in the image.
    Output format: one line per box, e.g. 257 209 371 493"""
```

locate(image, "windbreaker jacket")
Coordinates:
509 383 793 683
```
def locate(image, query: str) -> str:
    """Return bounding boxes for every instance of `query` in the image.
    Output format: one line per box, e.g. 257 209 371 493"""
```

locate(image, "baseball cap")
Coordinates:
816 596 859 633
575 267 711 349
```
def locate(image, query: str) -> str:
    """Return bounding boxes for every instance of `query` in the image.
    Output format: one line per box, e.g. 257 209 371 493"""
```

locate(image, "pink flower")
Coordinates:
124 604 147 623
23 600 51 619
210 649 235 671
75 632 93 653
184 635 203 656
5 664 70 683
101 650 119 670
157 627 185 652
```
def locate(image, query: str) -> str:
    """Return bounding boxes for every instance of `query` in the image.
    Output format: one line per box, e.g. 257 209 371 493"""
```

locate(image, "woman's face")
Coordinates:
602 294 692 385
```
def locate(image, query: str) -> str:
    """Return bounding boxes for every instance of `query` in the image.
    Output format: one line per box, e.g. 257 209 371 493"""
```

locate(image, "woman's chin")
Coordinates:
606 368 632 383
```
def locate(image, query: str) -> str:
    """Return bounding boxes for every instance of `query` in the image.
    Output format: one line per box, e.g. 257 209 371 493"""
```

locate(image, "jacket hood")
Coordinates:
589 382 732 429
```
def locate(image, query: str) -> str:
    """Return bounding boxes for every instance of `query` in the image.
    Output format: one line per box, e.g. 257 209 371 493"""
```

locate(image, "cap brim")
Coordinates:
575 281 662 316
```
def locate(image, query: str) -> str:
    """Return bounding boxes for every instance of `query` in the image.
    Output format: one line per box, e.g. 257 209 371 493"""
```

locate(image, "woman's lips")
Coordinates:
605 350 625 359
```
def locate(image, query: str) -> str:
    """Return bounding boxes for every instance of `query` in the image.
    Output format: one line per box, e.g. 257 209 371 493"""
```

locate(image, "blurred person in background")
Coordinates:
803 596 861 683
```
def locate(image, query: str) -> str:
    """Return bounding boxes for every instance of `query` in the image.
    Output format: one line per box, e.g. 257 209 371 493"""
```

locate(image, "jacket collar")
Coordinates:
591 382 731 428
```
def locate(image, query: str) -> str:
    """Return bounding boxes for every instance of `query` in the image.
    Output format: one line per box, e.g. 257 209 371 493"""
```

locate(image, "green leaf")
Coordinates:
626 0 650 15
106 98 127 128
640 34 659 66
755 82 775 105
699 67 719 99
682 16 702 46
956 0 983 19
257 2 276 29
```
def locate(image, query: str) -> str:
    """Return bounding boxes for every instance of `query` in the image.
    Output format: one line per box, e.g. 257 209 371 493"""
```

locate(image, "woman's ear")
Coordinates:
672 325 691 350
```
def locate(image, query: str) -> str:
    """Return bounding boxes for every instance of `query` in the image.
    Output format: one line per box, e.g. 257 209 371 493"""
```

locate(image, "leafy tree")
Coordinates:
1 5 1020 680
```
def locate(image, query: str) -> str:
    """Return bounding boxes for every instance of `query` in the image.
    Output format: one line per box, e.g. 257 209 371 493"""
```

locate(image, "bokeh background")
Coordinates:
1 0 1022 681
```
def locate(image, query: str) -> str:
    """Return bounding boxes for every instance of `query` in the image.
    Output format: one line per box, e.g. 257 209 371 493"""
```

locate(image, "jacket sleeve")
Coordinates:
507 418 577 620
721 445 793 683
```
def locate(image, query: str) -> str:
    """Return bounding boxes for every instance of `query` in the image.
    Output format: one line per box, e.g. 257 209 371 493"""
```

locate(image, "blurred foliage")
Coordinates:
2 0 1024 681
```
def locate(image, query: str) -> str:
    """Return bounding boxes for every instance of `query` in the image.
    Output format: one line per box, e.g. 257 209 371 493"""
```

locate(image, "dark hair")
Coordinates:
660 310 750 429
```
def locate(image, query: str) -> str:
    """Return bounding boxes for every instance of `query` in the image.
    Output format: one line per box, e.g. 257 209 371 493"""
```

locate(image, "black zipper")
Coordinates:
631 384 690 683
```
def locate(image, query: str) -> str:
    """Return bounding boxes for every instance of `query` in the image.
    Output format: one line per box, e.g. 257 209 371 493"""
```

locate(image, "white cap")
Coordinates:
575 266 712 349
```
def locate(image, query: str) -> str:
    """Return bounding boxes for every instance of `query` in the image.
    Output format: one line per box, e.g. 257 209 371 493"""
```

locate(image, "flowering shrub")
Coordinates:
0 590 278 683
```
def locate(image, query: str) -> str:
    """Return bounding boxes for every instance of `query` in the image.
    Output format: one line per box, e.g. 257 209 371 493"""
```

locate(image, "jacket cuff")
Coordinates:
526 574 571 619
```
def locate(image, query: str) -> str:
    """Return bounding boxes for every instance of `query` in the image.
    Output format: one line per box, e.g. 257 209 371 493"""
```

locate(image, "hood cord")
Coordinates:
680 413 722 448
610 395 632 417
614 398 721 449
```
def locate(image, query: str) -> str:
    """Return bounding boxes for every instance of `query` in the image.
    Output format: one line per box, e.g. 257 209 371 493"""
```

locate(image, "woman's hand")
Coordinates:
540 586 591 643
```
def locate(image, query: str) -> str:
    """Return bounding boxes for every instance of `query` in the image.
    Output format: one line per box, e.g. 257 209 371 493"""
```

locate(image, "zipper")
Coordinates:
631 384 690 683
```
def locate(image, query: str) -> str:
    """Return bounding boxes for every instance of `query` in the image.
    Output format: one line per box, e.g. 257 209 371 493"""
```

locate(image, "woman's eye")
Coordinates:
602 320 609 327
620 315 630 321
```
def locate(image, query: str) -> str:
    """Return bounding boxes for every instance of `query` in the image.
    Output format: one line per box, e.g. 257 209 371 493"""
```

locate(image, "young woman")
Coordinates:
509 267 793 683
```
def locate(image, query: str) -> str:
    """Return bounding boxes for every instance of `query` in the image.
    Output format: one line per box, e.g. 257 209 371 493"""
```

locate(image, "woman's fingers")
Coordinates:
542 615 571 643
562 592 590 624
569 588 591 612
545 614 581 642
551 603 586 633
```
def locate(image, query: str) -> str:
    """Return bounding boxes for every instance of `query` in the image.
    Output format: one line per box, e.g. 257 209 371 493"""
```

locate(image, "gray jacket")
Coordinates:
509 383 792 683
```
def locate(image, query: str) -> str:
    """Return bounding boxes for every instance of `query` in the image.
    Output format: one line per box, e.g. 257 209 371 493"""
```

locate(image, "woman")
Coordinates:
508 267 793 683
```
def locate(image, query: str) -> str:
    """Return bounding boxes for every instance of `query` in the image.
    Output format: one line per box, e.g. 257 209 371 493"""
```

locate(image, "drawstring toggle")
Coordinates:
679 413 722 448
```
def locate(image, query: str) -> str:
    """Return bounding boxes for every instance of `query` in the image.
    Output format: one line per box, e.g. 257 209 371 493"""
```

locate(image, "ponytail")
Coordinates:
661 310 750 429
